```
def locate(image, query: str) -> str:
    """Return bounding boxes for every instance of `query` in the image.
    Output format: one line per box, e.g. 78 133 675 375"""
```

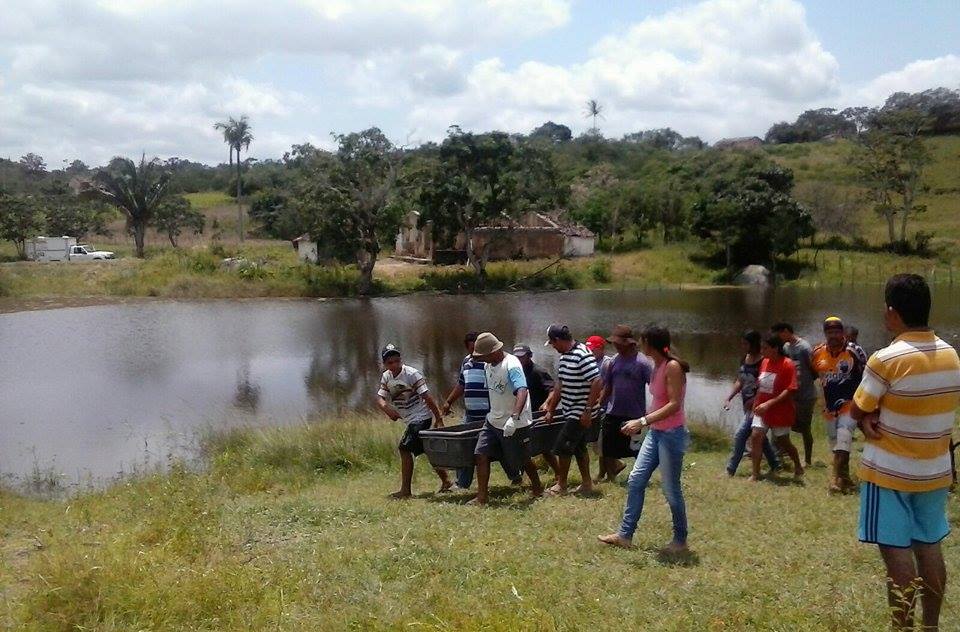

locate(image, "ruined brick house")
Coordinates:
395 211 595 263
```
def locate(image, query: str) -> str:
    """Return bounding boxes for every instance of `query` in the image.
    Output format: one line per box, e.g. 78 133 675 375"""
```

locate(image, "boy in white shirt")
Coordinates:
469 332 544 505
376 344 451 498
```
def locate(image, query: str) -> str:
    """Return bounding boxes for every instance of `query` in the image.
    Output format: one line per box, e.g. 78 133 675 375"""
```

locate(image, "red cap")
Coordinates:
585 335 606 352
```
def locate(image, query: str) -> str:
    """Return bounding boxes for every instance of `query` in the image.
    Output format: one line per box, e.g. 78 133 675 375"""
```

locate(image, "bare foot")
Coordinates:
437 481 454 493
661 541 689 555
598 533 633 549
611 461 626 479
389 490 412 499
793 469 805 482
529 488 544 499
572 484 594 495
747 475 761 483
466 496 487 506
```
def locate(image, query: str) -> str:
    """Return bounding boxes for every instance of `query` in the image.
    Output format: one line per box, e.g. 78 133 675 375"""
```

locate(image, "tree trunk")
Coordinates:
168 231 178 248
236 149 244 243
133 221 147 258
884 209 896 244
899 183 915 243
357 244 378 296
14 239 27 260
464 225 486 290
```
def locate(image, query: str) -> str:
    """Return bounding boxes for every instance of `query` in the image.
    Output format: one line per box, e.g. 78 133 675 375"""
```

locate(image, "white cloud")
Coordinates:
407 0 843 142
844 55 960 107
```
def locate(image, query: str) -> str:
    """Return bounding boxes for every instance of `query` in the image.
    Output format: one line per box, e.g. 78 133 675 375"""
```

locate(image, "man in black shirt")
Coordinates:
513 344 554 411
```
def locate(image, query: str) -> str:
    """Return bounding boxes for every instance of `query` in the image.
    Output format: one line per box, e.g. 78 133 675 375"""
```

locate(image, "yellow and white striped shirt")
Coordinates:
853 330 960 492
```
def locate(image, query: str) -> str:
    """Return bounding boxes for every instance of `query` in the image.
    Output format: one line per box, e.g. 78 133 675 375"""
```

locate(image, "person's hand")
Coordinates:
433 416 444 429
754 402 769 417
621 419 644 436
441 402 451 417
385 409 401 421
542 409 554 423
579 409 592 428
860 412 881 440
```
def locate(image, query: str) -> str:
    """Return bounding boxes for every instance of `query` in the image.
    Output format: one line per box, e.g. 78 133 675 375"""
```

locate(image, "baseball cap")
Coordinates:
381 343 401 360
513 344 532 357
823 316 844 330
544 323 573 346
585 335 606 352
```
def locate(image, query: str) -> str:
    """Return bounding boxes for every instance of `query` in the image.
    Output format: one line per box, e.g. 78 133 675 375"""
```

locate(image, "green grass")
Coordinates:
2 414 957 630
184 191 235 210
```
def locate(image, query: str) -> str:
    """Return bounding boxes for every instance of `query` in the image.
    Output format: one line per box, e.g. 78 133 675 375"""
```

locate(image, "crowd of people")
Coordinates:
374 273 960 630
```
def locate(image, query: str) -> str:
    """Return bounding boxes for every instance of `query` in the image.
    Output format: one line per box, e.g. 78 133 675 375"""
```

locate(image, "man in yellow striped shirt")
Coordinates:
851 274 960 631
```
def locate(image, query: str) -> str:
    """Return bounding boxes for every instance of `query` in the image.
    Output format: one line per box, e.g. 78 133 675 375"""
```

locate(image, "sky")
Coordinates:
1 0 958 167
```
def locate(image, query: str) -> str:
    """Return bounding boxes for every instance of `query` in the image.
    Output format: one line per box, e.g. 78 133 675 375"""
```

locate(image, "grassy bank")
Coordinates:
2 240 955 307
2 415 958 630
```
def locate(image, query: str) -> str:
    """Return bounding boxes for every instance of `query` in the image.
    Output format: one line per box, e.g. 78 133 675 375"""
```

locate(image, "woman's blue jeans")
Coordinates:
618 426 689 543
726 412 780 475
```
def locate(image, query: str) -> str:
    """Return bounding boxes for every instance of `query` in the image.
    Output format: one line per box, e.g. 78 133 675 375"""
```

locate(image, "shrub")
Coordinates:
588 257 612 283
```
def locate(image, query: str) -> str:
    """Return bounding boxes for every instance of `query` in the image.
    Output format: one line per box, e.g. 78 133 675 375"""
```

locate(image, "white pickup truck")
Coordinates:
25 237 116 262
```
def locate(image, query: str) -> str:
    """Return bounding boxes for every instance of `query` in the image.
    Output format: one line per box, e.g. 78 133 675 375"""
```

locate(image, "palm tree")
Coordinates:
214 116 254 242
84 155 171 258
584 99 604 135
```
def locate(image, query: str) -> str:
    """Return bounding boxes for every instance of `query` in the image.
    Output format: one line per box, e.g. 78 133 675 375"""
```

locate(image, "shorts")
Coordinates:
602 414 640 459
552 413 593 457
859 482 950 548
825 413 857 453
475 422 531 477
792 398 815 434
751 416 792 438
398 418 432 456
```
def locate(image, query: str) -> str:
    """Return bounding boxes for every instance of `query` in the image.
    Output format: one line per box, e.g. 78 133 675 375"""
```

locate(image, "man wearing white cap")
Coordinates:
470 332 544 505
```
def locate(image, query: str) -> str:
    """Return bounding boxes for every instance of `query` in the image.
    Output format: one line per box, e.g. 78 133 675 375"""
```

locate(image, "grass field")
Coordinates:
1 414 956 630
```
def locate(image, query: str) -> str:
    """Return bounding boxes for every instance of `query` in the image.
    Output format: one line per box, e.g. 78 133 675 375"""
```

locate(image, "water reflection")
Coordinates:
1 286 958 482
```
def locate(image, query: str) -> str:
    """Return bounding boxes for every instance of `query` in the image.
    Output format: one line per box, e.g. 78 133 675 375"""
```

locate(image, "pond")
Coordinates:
2 286 959 484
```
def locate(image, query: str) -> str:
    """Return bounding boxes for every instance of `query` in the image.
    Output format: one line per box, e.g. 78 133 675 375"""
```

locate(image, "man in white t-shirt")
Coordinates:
469 332 544 505
376 344 451 499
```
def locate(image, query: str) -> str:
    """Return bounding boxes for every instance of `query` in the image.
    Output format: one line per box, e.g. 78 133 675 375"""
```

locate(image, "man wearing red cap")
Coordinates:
585 335 611 480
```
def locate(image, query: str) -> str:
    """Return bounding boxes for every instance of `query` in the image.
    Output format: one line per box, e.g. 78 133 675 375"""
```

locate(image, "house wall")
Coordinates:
564 235 595 257
395 213 433 259
472 228 570 260
296 241 318 263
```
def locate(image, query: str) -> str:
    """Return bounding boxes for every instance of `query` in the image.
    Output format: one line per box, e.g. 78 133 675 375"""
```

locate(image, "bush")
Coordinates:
588 257 612 283
297 263 382 297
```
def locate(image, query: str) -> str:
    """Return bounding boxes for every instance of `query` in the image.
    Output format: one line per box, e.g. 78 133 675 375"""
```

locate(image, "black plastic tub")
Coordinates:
419 422 484 469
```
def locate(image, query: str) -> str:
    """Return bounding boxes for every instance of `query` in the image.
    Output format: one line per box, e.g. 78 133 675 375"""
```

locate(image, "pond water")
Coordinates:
2 287 959 484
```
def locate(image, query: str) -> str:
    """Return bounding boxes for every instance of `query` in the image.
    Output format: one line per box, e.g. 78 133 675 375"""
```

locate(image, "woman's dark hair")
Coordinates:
771 322 794 334
642 325 690 373
763 334 786 354
885 273 930 328
742 329 761 355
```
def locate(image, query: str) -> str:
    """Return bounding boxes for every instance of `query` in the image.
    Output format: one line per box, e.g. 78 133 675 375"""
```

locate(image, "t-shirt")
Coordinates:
784 337 816 401
738 358 762 408
377 364 432 423
755 356 798 427
812 344 862 416
484 353 532 429
457 354 490 423
853 330 960 492
602 352 653 417
847 341 868 366
524 362 555 411
556 342 601 416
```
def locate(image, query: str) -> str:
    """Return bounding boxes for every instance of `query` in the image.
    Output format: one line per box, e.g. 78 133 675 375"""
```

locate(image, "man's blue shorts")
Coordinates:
859 482 950 548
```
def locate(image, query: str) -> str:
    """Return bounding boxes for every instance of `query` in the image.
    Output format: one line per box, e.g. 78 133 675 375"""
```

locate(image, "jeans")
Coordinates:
618 426 689 543
726 412 780 475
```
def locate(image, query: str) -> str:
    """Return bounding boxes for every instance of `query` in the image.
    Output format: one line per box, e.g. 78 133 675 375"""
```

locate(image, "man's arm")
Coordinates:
422 392 444 428
376 395 401 420
512 388 529 419
442 383 464 416
580 377 603 427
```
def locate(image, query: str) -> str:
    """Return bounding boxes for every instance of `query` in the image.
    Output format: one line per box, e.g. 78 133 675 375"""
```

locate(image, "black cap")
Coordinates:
381 343 401 361
544 324 572 346
513 344 532 357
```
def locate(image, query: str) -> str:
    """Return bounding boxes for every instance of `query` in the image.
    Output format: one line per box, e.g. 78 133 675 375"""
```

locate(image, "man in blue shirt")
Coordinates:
442 331 491 489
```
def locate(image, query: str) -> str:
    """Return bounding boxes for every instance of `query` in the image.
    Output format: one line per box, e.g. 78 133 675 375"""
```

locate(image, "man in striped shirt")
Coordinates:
851 274 960 631
543 324 603 495
442 332 492 489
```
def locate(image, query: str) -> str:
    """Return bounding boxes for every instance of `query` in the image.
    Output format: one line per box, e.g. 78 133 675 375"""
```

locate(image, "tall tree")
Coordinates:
0 194 46 259
854 109 931 245
214 115 254 242
83 155 172 258
153 195 205 247
18 153 47 181
297 128 402 295
584 99 604 135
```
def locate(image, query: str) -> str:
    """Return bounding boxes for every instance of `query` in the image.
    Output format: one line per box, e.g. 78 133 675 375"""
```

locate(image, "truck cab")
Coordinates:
69 245 116 261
